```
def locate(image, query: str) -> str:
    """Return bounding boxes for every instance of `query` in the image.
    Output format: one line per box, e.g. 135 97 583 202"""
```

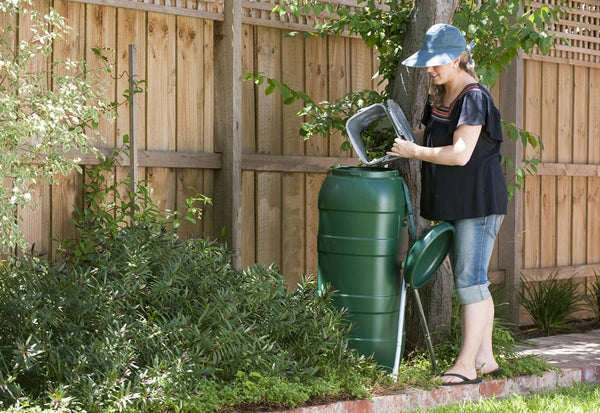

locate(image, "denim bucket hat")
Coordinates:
402 23 467 67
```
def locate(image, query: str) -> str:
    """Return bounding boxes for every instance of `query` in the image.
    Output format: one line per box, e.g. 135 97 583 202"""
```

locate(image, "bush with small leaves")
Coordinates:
0 0 124 253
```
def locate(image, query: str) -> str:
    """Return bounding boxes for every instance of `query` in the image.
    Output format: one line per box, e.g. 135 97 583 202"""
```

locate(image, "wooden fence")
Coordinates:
7 0 600 324
517 0 600 323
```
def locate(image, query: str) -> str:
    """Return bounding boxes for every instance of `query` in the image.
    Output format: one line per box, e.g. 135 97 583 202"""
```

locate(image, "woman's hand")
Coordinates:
387 138 419 159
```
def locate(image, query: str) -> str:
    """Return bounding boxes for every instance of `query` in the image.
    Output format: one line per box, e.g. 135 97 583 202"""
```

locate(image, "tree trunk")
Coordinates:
390 0 459 351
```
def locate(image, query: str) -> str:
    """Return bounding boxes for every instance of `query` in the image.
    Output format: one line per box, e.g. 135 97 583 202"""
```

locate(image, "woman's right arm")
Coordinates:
387 124 481 166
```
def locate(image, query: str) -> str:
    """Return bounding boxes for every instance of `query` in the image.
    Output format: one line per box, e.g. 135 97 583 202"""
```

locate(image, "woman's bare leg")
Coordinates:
441 297 497 383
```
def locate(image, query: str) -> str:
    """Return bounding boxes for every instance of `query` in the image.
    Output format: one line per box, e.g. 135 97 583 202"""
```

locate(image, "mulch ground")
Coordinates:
515 319 600 340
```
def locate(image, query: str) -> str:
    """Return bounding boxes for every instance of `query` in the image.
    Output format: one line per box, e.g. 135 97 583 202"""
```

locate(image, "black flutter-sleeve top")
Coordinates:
420 83 508 221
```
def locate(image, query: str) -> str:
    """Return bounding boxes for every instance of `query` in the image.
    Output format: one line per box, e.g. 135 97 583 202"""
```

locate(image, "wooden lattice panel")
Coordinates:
240 0 388 32
68 0 224 20
528 0 600 67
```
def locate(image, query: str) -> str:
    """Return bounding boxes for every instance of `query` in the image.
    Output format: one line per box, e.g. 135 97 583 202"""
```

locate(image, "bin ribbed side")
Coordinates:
317 166 408 369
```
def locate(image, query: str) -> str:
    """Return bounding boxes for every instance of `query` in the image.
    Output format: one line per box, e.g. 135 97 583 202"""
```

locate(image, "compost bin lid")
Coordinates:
403 222 454 289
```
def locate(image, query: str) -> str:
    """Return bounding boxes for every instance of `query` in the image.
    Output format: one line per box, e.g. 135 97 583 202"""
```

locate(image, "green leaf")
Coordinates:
264 83 275 95
242 73 256 81
289 3 300 17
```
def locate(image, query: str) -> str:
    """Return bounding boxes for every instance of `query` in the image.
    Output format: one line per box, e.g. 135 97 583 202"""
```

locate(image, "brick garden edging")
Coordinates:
268 366 600 413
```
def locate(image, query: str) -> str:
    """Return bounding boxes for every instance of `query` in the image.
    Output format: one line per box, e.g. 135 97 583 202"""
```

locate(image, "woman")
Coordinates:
387 23 508 386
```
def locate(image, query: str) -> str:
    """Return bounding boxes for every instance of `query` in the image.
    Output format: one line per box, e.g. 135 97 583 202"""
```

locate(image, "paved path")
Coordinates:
517 329 600 365
517 329 600 382
269 329 600 413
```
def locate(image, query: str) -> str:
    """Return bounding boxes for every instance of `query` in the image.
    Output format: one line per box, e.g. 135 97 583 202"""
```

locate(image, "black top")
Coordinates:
420 83 508 221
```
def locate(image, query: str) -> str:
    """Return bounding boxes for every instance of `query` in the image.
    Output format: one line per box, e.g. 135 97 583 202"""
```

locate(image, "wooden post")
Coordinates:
214 0 243 269
128 44 138 206
498 57 524 325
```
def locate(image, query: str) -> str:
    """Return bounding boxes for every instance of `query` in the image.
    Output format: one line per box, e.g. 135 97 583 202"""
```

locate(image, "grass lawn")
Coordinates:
415 382 600 412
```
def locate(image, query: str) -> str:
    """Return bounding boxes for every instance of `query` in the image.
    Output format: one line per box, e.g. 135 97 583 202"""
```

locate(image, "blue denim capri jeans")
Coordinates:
449 214 504 305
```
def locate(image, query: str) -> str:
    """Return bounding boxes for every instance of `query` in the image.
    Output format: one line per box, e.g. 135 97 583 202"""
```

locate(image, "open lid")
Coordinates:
345 101 415 166
403 222 454 289
386 100 416 143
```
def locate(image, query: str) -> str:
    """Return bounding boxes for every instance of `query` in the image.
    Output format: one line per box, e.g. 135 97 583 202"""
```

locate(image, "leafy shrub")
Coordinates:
518 273 583 336
0 226 380 412
0 147 383 412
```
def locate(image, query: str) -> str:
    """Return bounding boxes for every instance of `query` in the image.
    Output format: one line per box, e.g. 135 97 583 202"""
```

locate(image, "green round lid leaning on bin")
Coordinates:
404 222 455 289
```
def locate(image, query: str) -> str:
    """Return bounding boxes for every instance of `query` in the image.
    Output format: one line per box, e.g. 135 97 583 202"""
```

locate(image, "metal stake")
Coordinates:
412 287 438 373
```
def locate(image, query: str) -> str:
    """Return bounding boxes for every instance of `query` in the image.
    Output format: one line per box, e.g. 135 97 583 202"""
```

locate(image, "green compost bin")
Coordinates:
317 166 409 370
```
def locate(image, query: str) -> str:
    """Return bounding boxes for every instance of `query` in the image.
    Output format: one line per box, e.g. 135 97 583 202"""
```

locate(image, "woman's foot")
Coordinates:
476 359 499 375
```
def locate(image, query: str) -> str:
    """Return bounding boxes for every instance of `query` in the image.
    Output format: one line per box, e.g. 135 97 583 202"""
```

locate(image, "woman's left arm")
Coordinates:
386 124 481 166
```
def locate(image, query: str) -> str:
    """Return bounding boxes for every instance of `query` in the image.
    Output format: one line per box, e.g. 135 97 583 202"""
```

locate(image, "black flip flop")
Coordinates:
484 368 504 377
440 372 483 386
